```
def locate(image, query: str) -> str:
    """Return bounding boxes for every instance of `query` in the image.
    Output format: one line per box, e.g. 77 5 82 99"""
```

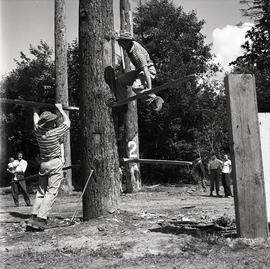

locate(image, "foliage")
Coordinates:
0 0 231 185
240 0 269 20
0 40 80 186
232 0 270 112
0 41 55 173
133 0 228 183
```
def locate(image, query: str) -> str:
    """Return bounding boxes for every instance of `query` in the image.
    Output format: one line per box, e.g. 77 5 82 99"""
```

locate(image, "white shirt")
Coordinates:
222 160 231 174
13 159 28 180
7 161 17 171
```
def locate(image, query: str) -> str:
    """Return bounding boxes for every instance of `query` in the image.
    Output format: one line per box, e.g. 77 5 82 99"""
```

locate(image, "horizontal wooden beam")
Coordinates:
0 98 79 111
123 158 192 166
110 74 196 107
11 164 81 183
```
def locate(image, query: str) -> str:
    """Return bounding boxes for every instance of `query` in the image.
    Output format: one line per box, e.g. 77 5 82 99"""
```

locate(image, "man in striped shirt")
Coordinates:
28 104 70 230
116 31 164 111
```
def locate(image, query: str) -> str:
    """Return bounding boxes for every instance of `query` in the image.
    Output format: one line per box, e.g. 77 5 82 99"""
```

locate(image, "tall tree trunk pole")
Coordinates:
120 0 141 192
79 0 121 220
55 0 73 193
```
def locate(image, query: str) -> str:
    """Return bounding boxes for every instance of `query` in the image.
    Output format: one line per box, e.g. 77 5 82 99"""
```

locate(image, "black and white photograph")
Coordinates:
0 0 270 268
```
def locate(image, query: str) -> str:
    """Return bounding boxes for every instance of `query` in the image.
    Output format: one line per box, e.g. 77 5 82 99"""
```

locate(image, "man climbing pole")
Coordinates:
115 31 164 111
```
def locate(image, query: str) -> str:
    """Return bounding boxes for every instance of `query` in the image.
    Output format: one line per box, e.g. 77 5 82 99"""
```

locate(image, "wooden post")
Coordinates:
258 113 270 222
225 74 268 238
120 0 141 192
79 0 120 219
55 0 73 193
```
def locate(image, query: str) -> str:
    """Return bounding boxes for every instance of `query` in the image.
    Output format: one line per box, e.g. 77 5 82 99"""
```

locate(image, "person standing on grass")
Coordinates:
7 153 31 207
221 154 233 198
28 104 70 231
208 153 223 197
115 31 164 111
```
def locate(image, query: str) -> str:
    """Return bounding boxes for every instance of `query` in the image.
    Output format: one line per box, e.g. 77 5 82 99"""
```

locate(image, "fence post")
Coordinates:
225 74 268 238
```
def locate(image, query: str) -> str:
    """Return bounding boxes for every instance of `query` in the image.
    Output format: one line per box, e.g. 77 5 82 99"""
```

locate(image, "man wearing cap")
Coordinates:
28 104 70 230
115 31 164 111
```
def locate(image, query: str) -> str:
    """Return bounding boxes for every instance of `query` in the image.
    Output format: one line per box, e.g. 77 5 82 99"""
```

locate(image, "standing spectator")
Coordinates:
208 153 223 197
28 104 70 231
7 157 17 205
9 153 31 207
221 154 233 197
192 156 207 191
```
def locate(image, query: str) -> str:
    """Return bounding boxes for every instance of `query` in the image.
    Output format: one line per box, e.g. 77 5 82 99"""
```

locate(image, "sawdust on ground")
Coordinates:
0 185 269 269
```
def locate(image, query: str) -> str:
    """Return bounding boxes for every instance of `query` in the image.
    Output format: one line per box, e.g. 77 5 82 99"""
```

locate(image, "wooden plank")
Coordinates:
225 74 268 238
110 74 196 107
0 98 79 111
258 113 270 222
123 158 192 166
10 164 80 183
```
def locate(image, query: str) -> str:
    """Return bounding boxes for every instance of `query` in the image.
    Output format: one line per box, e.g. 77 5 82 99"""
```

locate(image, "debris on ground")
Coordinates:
0 185 269 269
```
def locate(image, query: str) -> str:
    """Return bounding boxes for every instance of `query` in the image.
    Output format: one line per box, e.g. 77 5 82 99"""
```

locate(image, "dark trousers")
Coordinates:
11 178 31 206
210 169 220 194
221 173 233 197
193 172 206 189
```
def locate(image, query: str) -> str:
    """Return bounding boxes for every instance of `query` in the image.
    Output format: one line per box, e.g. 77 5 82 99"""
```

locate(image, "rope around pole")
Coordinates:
70 169 94 222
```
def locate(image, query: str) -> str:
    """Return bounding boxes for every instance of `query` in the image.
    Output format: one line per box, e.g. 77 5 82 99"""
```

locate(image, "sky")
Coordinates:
0 0 253 77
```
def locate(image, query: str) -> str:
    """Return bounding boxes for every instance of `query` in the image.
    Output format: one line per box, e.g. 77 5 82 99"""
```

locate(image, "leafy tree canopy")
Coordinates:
232 0 270 111
133 0 228 182
0 40 81 186
1 1 230 185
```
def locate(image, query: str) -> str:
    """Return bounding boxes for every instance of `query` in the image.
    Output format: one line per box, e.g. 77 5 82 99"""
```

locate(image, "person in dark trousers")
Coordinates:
115 31 164 111
7 153 31 207
27 104 70 231
221 154 233 197
208 154 223 197
192 156 207 191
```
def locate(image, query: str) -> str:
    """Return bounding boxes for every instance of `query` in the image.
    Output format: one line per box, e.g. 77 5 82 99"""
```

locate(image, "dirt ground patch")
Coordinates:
0 185 269 268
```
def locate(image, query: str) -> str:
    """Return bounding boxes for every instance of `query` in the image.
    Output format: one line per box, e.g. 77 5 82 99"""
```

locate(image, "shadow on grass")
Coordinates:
9 211 31 219
149 221 237 238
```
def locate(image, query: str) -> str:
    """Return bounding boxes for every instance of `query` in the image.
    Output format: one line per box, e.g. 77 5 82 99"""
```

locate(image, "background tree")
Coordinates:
55 0 73 193
0 0 230 187
240 0 269 20
79 0 120 219
133 0 228 183
232 0 270 112
0 41 81 187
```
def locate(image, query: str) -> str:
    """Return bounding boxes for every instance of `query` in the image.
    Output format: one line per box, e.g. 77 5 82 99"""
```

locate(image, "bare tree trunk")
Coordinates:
55 0 73 193
120 0 141 192
79 0 121 220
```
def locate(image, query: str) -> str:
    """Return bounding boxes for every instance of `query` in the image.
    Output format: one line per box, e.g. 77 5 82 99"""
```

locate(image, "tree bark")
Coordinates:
120 0 141 192
55 0 73 193
79 0 121 220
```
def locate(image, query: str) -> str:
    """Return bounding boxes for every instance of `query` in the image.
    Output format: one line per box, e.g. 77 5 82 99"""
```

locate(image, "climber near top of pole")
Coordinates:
115 30 164 112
